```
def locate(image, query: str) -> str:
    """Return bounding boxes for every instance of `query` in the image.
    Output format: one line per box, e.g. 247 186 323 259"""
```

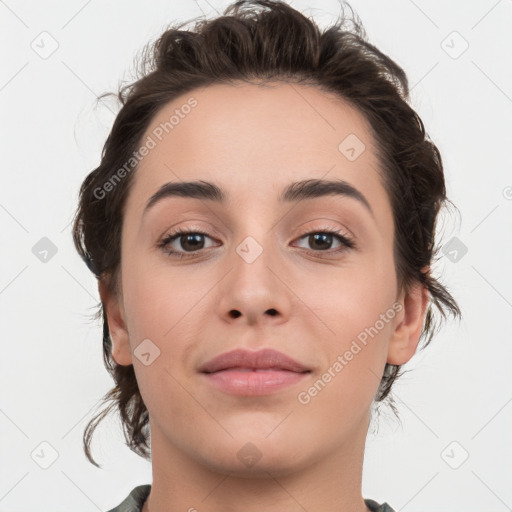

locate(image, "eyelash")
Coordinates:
157 226 356 260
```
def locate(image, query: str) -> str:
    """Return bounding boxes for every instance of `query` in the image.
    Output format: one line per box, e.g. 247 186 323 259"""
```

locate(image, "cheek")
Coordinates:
120 250 206 342
295 287 395 431
293 251 396 394
296 251 396 338
120 257 205 420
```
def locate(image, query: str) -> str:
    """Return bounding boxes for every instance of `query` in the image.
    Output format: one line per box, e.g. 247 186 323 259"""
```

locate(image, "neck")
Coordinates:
142 413 372 512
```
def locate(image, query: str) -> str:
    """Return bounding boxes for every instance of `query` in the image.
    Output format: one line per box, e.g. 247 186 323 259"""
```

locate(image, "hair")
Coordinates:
72 0 461 468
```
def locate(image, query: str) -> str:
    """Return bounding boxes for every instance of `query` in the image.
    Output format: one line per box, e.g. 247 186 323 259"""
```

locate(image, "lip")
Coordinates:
198 348 310 373
198 348 311 396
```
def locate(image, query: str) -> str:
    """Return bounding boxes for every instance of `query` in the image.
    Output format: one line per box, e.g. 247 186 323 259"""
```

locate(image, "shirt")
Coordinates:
106 484 396 512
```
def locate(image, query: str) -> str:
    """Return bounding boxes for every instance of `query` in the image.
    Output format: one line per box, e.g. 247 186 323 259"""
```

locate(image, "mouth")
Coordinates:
201 367 310 396
198 348 311 396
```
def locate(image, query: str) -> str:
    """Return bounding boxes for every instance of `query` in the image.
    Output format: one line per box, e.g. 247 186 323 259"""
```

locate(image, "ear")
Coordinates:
387 276 430 366
98 279 133 366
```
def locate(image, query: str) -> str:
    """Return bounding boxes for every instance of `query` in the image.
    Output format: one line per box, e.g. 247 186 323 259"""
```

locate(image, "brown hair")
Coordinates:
72 0 461 468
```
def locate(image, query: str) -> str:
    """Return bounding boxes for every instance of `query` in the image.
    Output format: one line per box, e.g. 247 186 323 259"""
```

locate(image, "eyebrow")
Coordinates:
143 178 373 217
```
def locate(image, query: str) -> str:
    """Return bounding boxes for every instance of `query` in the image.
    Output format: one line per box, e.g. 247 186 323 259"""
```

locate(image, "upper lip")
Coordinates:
198 348 311 373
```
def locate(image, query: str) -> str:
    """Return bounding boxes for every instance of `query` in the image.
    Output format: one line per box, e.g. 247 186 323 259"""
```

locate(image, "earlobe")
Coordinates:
387 279 430 366
98 279 133 366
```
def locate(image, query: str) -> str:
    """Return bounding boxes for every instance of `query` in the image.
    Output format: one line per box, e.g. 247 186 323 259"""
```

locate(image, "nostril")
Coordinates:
266 308 278 316
229 310 242 318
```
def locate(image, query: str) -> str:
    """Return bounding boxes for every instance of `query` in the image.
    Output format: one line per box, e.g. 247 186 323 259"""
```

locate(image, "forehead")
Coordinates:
126 82 389 222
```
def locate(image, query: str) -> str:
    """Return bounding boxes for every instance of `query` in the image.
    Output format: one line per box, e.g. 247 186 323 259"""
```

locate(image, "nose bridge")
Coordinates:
230 198 279 269
232 228 279 297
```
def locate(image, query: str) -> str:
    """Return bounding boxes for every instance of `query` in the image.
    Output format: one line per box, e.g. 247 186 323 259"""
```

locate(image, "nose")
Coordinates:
215 236 292 327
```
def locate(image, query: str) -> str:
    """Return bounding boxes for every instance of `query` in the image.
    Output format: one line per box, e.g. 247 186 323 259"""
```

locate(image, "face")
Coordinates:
104 82 426 476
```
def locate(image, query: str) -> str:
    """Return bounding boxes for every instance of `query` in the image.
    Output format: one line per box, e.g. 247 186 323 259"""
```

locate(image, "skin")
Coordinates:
100 82 429 512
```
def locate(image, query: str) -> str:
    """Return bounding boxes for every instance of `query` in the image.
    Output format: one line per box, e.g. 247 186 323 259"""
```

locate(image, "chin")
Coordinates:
193 434 312 478
202 452 307 479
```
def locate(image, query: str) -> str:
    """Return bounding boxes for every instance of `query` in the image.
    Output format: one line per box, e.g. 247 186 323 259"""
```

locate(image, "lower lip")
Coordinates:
202 369 309 396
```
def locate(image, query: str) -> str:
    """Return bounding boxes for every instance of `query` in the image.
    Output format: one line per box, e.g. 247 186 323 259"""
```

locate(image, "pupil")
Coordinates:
310 233 332 250
182 234 204 251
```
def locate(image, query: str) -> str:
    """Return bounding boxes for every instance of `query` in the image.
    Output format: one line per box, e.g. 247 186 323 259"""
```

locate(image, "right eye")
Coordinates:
158 228 219 259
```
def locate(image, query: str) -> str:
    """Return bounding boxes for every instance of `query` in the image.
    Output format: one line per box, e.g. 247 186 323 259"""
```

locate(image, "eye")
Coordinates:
158 228 218 258
293 228 355 255
157 226 355 260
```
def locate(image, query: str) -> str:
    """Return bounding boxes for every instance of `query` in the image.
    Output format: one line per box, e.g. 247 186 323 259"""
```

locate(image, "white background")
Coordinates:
1 0 511 511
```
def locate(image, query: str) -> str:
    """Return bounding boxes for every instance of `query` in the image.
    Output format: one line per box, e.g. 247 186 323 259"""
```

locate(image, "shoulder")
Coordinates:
105 487 393 512
364 497 396 512
105 484 151 512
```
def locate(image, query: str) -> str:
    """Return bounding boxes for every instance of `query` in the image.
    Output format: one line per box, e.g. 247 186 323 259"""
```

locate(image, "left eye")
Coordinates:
294 231 353 252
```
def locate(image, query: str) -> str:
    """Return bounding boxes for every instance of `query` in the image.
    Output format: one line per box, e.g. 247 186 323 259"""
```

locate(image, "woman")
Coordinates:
72 1 460 511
